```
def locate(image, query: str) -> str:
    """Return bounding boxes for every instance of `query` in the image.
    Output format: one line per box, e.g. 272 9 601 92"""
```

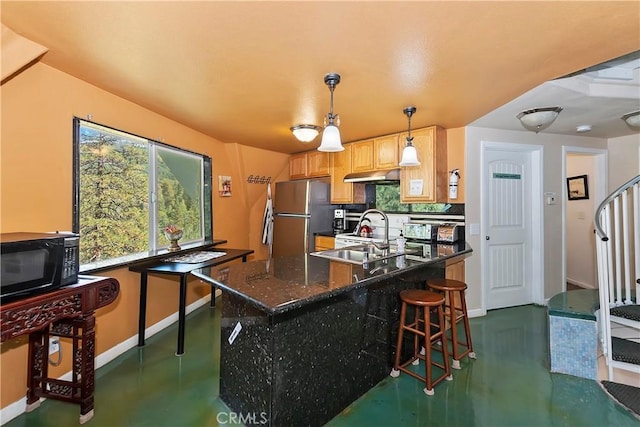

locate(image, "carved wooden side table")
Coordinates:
1 275 119 424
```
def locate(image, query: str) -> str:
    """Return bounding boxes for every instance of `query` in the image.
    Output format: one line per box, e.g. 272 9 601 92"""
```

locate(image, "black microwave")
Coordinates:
1 232 80 303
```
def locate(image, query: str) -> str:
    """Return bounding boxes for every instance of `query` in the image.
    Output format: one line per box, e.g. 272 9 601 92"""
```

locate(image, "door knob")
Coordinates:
486 236 490 240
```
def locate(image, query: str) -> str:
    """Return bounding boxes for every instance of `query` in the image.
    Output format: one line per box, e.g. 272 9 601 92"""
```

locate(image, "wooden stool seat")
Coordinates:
427 278 467 292
427 278 476 369
400 289 445 306
390 289 452 396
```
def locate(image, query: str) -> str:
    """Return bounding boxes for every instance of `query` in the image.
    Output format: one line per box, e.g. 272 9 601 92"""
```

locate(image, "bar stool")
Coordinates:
390 289 452 396
426 278 476 369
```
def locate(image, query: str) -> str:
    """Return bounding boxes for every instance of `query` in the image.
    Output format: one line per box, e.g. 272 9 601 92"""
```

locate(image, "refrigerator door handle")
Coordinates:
274 213 311 218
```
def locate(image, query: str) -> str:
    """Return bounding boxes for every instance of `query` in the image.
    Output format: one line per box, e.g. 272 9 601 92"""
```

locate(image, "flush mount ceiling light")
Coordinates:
317 73 344 152
399 106 420 167
516 106 563 133
621 110 640 129
290 124 321 142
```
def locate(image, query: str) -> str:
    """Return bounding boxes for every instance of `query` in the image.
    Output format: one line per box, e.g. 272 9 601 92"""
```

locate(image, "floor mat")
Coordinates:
602 381 640 418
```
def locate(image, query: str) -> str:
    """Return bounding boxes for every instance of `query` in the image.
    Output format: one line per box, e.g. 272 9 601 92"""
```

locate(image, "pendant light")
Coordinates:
399 106 420 166
317 73 344 152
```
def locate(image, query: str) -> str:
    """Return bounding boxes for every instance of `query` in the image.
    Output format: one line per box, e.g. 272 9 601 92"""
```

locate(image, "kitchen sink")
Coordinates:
310 244 404 265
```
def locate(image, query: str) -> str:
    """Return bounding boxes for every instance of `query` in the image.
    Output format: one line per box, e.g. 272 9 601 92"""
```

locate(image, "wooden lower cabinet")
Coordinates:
329 261 353 288
442 258 466 330
445 259 465 281
315 235 335 251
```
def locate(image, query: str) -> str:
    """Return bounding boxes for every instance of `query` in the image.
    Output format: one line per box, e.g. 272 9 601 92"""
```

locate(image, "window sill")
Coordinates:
80 239 228 275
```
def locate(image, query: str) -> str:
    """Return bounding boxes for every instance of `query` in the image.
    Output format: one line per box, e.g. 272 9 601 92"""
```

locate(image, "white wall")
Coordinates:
464 126 608 313
566 155 597 288
607 134 640 190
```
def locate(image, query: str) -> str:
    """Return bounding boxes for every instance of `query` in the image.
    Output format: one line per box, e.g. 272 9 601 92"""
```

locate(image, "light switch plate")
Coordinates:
544 192 557 205
469 223 480 235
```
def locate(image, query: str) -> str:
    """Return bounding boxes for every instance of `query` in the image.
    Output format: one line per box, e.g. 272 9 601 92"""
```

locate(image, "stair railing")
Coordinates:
594 174 640 379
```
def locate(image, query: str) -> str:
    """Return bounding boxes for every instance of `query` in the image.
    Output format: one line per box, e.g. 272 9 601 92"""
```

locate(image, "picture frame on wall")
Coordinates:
218 175 232 197
567 174 589 200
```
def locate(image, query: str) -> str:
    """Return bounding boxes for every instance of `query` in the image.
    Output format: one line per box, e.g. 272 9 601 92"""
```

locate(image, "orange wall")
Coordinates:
0 62 289 407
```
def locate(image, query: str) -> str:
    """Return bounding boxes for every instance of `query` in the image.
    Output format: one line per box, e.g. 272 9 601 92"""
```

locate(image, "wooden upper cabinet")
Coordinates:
289 153 308 179
399 126 448 203
307 151 330 177
330 144 365 204
289 151 330 180
351 139 375 172
374 134 399 170
351 135 398 172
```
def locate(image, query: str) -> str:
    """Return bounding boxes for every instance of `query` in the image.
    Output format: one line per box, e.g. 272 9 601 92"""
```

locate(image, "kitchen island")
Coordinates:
193 243 471 427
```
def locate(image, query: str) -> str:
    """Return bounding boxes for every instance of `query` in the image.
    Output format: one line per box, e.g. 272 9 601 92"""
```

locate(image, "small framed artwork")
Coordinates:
567 174 589 200
218 176 232 197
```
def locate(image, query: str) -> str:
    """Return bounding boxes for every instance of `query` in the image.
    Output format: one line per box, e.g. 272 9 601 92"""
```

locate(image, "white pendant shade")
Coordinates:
318 125 344 152
399 144 420 166
399 106 419 166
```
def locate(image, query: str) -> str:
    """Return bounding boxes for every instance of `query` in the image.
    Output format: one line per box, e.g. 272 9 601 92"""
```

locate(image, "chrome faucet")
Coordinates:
355 209 389 249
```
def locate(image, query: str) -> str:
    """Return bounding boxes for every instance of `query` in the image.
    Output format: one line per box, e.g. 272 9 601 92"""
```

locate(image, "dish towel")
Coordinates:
261 182 274 256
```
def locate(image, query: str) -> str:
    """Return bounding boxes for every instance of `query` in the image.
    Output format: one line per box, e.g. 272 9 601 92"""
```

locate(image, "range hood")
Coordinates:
343 168 400 183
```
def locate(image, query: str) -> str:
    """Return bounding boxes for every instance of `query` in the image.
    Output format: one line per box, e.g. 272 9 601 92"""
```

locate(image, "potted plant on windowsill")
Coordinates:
164 225 183 252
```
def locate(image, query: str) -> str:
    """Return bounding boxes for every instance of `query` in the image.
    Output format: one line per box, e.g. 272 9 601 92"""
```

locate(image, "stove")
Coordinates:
334 233 384 248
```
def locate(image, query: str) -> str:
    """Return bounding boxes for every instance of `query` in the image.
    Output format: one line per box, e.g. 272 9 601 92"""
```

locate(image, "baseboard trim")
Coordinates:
468 308 486 318
0 293 215 425
567 278 596 289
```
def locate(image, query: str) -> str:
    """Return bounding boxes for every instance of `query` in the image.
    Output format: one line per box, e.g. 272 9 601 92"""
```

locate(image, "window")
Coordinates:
374 184 449 213
73 118 212 271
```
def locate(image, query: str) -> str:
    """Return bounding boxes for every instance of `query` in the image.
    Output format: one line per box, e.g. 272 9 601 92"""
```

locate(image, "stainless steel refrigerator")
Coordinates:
272 180 332 257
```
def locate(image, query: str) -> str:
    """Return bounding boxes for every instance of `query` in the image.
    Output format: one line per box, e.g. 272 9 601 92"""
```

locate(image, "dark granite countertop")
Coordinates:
192 243 472 315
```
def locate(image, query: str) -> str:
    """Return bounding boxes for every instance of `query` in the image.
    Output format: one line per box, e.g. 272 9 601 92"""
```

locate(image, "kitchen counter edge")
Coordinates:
192 244 472 316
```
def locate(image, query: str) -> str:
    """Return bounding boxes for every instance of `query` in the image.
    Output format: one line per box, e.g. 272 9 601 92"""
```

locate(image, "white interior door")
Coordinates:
483 148 534 309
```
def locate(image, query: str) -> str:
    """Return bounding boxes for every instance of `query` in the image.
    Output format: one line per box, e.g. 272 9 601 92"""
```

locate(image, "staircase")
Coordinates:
594 174 640 415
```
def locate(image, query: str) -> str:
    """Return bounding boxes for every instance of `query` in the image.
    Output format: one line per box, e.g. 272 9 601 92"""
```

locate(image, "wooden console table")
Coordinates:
0 275 119 424
129 248 253 356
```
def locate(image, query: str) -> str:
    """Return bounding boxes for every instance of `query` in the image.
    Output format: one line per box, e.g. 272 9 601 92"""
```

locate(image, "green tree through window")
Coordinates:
375 185 449 213
74 119 212 270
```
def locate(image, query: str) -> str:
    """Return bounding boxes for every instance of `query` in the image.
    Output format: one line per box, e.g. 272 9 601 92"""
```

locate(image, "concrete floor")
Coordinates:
5 302 639 427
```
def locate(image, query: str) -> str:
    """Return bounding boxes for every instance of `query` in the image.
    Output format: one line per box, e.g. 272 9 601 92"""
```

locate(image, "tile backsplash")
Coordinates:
364 214 409 240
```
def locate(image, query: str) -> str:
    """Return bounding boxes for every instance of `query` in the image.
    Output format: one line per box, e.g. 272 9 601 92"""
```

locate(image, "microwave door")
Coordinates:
1 239 62 301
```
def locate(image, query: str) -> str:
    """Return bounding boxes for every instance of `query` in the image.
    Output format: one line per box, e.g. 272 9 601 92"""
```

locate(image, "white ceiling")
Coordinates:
1 2 639 153
472 52 640 138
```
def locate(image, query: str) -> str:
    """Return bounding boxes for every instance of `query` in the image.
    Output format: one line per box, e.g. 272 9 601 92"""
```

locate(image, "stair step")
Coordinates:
602 381 640 417
611 337 640 365
611 304 640 322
